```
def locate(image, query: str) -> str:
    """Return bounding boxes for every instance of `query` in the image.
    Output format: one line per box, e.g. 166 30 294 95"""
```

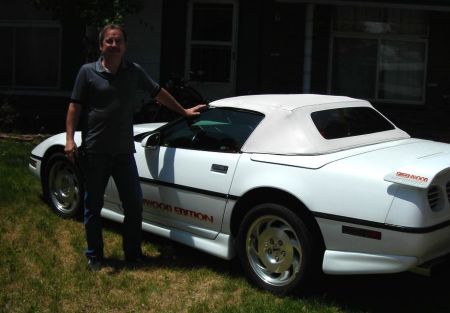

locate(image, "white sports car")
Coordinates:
29 94 450 294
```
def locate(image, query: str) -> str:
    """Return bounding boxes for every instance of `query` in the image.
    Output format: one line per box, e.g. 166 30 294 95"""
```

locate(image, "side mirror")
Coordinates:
141 132 160 149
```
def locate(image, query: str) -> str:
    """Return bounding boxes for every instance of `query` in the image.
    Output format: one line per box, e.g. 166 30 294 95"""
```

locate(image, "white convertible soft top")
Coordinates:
211 94 410 155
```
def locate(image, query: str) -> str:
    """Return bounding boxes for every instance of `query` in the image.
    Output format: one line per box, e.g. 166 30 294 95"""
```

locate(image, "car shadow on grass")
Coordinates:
100 219 242 276
101 219 449 313
319 266 450 313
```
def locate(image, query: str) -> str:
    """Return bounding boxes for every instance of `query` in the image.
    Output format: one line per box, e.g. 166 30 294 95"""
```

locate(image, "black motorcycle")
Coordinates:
135 74 206 123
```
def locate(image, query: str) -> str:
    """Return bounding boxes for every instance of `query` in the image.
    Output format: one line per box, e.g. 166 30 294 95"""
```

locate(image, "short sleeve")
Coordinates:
134 63 161 98
70 65 88 104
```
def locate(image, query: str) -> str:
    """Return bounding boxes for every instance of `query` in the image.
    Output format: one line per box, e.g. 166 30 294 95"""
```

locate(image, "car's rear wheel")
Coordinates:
43 152 84 219
236 203 320 295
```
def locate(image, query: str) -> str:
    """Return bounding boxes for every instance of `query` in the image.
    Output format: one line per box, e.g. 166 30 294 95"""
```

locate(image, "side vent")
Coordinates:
427 186 441 211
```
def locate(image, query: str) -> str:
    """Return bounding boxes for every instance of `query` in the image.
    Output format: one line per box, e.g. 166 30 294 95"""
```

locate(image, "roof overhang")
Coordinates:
276 0 450 12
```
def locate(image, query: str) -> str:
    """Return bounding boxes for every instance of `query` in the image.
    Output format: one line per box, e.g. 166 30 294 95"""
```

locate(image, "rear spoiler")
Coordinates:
384 153 450 189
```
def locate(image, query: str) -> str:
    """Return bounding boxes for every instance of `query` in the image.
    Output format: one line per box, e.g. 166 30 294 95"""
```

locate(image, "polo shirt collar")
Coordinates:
96 56 128 73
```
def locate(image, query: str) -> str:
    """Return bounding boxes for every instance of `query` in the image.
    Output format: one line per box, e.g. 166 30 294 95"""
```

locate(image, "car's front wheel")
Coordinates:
236 203 321 295
43 152 84 219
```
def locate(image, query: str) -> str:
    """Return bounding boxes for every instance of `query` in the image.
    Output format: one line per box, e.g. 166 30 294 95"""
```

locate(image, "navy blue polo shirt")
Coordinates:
70 57 160 154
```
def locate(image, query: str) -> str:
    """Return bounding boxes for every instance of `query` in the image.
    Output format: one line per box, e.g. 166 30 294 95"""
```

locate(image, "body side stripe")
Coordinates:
139 177 450 234
314 211 450 234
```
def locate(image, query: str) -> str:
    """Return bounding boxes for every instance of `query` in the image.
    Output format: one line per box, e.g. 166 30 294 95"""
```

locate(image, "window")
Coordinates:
311 107 395 139
160 108 264 152
187 2 235 82
0 23 61 88
330 7 428 104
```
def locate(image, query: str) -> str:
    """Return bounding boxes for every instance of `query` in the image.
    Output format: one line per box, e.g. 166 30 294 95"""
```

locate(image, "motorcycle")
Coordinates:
135 74 207 123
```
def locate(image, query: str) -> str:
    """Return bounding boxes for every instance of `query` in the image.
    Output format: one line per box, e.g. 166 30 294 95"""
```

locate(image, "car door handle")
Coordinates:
211 164 228 174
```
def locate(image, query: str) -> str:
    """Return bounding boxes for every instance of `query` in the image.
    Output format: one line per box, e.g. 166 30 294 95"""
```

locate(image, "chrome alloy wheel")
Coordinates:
48 160 81 215
246 215 302 287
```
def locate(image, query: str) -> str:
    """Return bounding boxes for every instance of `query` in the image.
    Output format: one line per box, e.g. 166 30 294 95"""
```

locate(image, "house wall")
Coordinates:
0 0 163 132
160 0 188 86
235 0 262 95
59 14 85 92
311 5 331 94
0 1 85 94
158 0 449 141
308 4 450 141
259 1 305 93
237 0 305 95
384 9 450 141
124 1 163 82
2 0 449 139
427 11 450 108
1 0 163 94
0 2 52 20
0 1 85 133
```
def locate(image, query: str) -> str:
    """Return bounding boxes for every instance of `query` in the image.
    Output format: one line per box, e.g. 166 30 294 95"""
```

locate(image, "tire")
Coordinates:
42 152 84 219
236 203 321 295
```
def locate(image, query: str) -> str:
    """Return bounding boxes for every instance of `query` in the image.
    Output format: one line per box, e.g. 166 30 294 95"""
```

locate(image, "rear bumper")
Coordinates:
322 250 450 276
411 252 450 276
322 250 418 275
319 217 450 275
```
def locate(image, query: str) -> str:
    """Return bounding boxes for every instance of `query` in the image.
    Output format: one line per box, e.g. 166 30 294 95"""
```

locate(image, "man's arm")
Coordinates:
64 102 82 162
155 88 206 117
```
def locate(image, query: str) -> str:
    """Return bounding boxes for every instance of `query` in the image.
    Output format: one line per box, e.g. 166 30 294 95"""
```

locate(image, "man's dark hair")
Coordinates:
98 24 127 46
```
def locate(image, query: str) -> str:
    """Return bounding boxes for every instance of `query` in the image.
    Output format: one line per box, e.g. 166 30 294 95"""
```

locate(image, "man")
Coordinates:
65 24 204 270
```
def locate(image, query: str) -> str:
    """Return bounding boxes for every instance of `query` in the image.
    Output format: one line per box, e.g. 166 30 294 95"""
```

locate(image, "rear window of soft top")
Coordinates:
311 107 395 139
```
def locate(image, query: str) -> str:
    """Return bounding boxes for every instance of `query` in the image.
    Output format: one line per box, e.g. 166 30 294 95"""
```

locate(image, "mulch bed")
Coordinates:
0 133 50 142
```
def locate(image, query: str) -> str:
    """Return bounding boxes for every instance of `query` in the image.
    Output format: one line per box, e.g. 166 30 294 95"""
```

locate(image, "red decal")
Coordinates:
396 171 428 183
143 198 214 223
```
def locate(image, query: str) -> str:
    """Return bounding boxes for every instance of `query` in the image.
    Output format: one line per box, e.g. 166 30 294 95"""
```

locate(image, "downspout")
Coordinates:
303 4 315 93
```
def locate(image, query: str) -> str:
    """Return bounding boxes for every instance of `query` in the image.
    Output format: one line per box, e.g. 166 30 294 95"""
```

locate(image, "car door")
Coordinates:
135 108 264 239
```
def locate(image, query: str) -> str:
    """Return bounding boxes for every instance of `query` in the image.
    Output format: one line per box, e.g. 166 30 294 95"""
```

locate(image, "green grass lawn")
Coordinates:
1 137 449 313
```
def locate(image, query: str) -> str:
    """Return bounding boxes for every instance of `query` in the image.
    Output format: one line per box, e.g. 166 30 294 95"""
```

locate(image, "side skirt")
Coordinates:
100 208 235 260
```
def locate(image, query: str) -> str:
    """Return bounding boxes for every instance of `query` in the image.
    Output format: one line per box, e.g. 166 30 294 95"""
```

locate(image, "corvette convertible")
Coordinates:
29 94 450 294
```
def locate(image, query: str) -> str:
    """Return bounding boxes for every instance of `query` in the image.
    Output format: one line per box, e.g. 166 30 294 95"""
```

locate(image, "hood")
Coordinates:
133 122 166 136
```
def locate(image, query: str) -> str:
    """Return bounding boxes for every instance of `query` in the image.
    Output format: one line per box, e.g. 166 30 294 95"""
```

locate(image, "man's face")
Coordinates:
100 28 126 59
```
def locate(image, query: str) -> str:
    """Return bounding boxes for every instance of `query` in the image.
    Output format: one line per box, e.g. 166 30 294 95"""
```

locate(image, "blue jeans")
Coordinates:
82 153 143 260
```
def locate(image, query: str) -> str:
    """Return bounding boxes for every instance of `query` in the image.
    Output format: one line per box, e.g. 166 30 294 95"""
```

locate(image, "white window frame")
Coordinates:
185 0 239 100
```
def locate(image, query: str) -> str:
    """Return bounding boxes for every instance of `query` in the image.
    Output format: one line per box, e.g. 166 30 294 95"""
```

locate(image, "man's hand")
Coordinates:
156 88 208 118
65 102 82 163
185 104 208 117
64 141 78 163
